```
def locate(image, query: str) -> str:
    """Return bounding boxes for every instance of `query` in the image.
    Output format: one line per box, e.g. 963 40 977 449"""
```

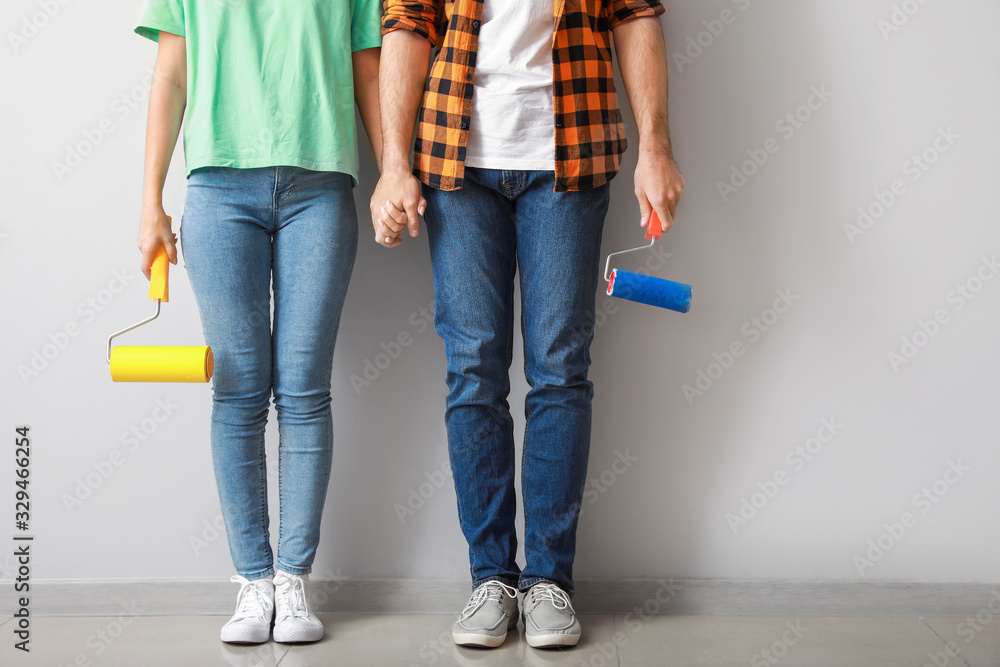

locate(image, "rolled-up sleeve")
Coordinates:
606 0 665 30
381 1 439 45
135 0 184 42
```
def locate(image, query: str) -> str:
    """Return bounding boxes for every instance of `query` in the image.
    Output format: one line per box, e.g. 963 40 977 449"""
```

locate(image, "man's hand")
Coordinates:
369 169 426 248
634 147 684 234
613 15 683 234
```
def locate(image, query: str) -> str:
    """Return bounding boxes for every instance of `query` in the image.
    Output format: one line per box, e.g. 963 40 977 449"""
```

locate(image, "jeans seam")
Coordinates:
277 422 284 565
258 430 270 569
271 167 279 230
502 169 522 200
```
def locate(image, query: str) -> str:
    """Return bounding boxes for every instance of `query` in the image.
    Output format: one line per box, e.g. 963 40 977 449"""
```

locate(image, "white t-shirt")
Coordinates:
465 0 555 171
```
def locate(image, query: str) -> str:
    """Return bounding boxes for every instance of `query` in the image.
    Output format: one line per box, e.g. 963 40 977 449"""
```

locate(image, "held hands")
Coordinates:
369 170 427 248
634 147 685 234
367 151 683 243
137 205 178 280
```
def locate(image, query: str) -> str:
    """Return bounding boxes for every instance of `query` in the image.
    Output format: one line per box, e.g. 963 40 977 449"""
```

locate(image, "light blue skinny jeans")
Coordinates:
180 166 357 578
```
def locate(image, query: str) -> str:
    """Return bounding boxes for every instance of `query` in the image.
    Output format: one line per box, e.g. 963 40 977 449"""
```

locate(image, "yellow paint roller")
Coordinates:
107 246 213 383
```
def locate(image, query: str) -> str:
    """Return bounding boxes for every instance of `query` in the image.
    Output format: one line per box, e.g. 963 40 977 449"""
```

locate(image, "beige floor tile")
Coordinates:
1 613 967 667
0 615 288 667
922 615 1000 667
279 613 617 667
614 615 953 666
0 613 617 667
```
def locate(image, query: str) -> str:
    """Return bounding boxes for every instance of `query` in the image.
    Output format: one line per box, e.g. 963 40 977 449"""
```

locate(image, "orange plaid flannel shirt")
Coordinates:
381 0 665 192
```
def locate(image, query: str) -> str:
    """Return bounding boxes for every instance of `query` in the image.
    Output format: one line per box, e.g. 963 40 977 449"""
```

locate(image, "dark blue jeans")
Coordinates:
423 168 610 595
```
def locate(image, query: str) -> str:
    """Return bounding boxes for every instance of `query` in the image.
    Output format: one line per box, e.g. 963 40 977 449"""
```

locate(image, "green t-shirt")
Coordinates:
135 0 382 185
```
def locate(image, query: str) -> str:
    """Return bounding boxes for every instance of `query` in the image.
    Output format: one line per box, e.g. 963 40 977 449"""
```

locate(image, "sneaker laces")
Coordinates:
276 575 310 620
531 582 574 613
459 581 517 622
230 575 273 623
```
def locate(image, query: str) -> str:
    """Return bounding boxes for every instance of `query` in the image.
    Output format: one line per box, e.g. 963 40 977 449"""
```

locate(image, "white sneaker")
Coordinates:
221 575 274 644
273 571 325 643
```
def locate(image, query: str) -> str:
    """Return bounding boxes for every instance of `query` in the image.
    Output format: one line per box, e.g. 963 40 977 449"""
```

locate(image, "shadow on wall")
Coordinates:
578 0 845 579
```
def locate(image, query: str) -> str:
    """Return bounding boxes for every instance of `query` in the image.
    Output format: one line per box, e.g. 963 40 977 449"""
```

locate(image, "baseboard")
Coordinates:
18 578 997 617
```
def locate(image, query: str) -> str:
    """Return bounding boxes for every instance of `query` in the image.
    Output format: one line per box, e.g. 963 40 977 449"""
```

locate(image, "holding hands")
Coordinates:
369 169 426 248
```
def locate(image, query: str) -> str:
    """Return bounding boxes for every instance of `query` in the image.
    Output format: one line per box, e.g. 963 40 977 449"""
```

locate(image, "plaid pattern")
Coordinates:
382 0 665 192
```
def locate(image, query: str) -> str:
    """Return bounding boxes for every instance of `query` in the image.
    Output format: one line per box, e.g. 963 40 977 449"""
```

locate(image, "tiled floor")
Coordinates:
1 613 996 666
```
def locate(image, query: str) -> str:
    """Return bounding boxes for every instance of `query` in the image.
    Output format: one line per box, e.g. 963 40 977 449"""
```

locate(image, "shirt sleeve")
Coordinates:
135 0 185 42
381 0 439 46
351 0 384 51
606 0 665 31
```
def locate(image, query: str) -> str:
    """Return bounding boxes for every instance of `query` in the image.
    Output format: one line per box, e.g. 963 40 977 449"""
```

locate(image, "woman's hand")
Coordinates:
137 206 178 280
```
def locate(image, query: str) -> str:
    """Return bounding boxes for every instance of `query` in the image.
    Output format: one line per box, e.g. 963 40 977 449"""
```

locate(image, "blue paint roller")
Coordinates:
604 211 692 313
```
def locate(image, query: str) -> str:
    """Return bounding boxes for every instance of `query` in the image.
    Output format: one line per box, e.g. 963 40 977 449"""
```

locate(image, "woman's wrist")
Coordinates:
140 193 166 217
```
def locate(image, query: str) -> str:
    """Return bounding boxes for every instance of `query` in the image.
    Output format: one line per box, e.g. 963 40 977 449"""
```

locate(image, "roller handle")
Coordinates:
148 245 169 302
646 210 663 241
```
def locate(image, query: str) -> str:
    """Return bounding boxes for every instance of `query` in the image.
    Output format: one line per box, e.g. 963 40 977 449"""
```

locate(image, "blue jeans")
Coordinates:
422 168 610 595
180 167 358 578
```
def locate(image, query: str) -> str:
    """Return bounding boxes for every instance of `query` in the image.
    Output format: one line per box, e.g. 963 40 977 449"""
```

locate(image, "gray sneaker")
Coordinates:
523 582 581 648
452 581 519 647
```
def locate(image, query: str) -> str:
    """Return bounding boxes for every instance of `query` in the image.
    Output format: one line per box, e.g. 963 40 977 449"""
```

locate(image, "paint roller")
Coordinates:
605 211 692 313
107 245 213 382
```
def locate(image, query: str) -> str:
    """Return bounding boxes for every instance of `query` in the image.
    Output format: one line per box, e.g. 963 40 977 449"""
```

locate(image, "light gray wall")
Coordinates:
1 0 998 587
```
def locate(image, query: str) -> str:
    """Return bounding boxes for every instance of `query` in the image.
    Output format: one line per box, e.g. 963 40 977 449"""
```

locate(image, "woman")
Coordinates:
134 0 382 644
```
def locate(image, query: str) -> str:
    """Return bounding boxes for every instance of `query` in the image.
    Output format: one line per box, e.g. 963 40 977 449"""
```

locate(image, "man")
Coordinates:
372 0 683 650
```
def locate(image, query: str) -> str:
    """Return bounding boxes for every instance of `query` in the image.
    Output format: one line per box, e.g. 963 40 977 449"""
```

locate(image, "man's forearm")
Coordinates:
612 15 684 229
613 16 673 156
379 30 432 175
